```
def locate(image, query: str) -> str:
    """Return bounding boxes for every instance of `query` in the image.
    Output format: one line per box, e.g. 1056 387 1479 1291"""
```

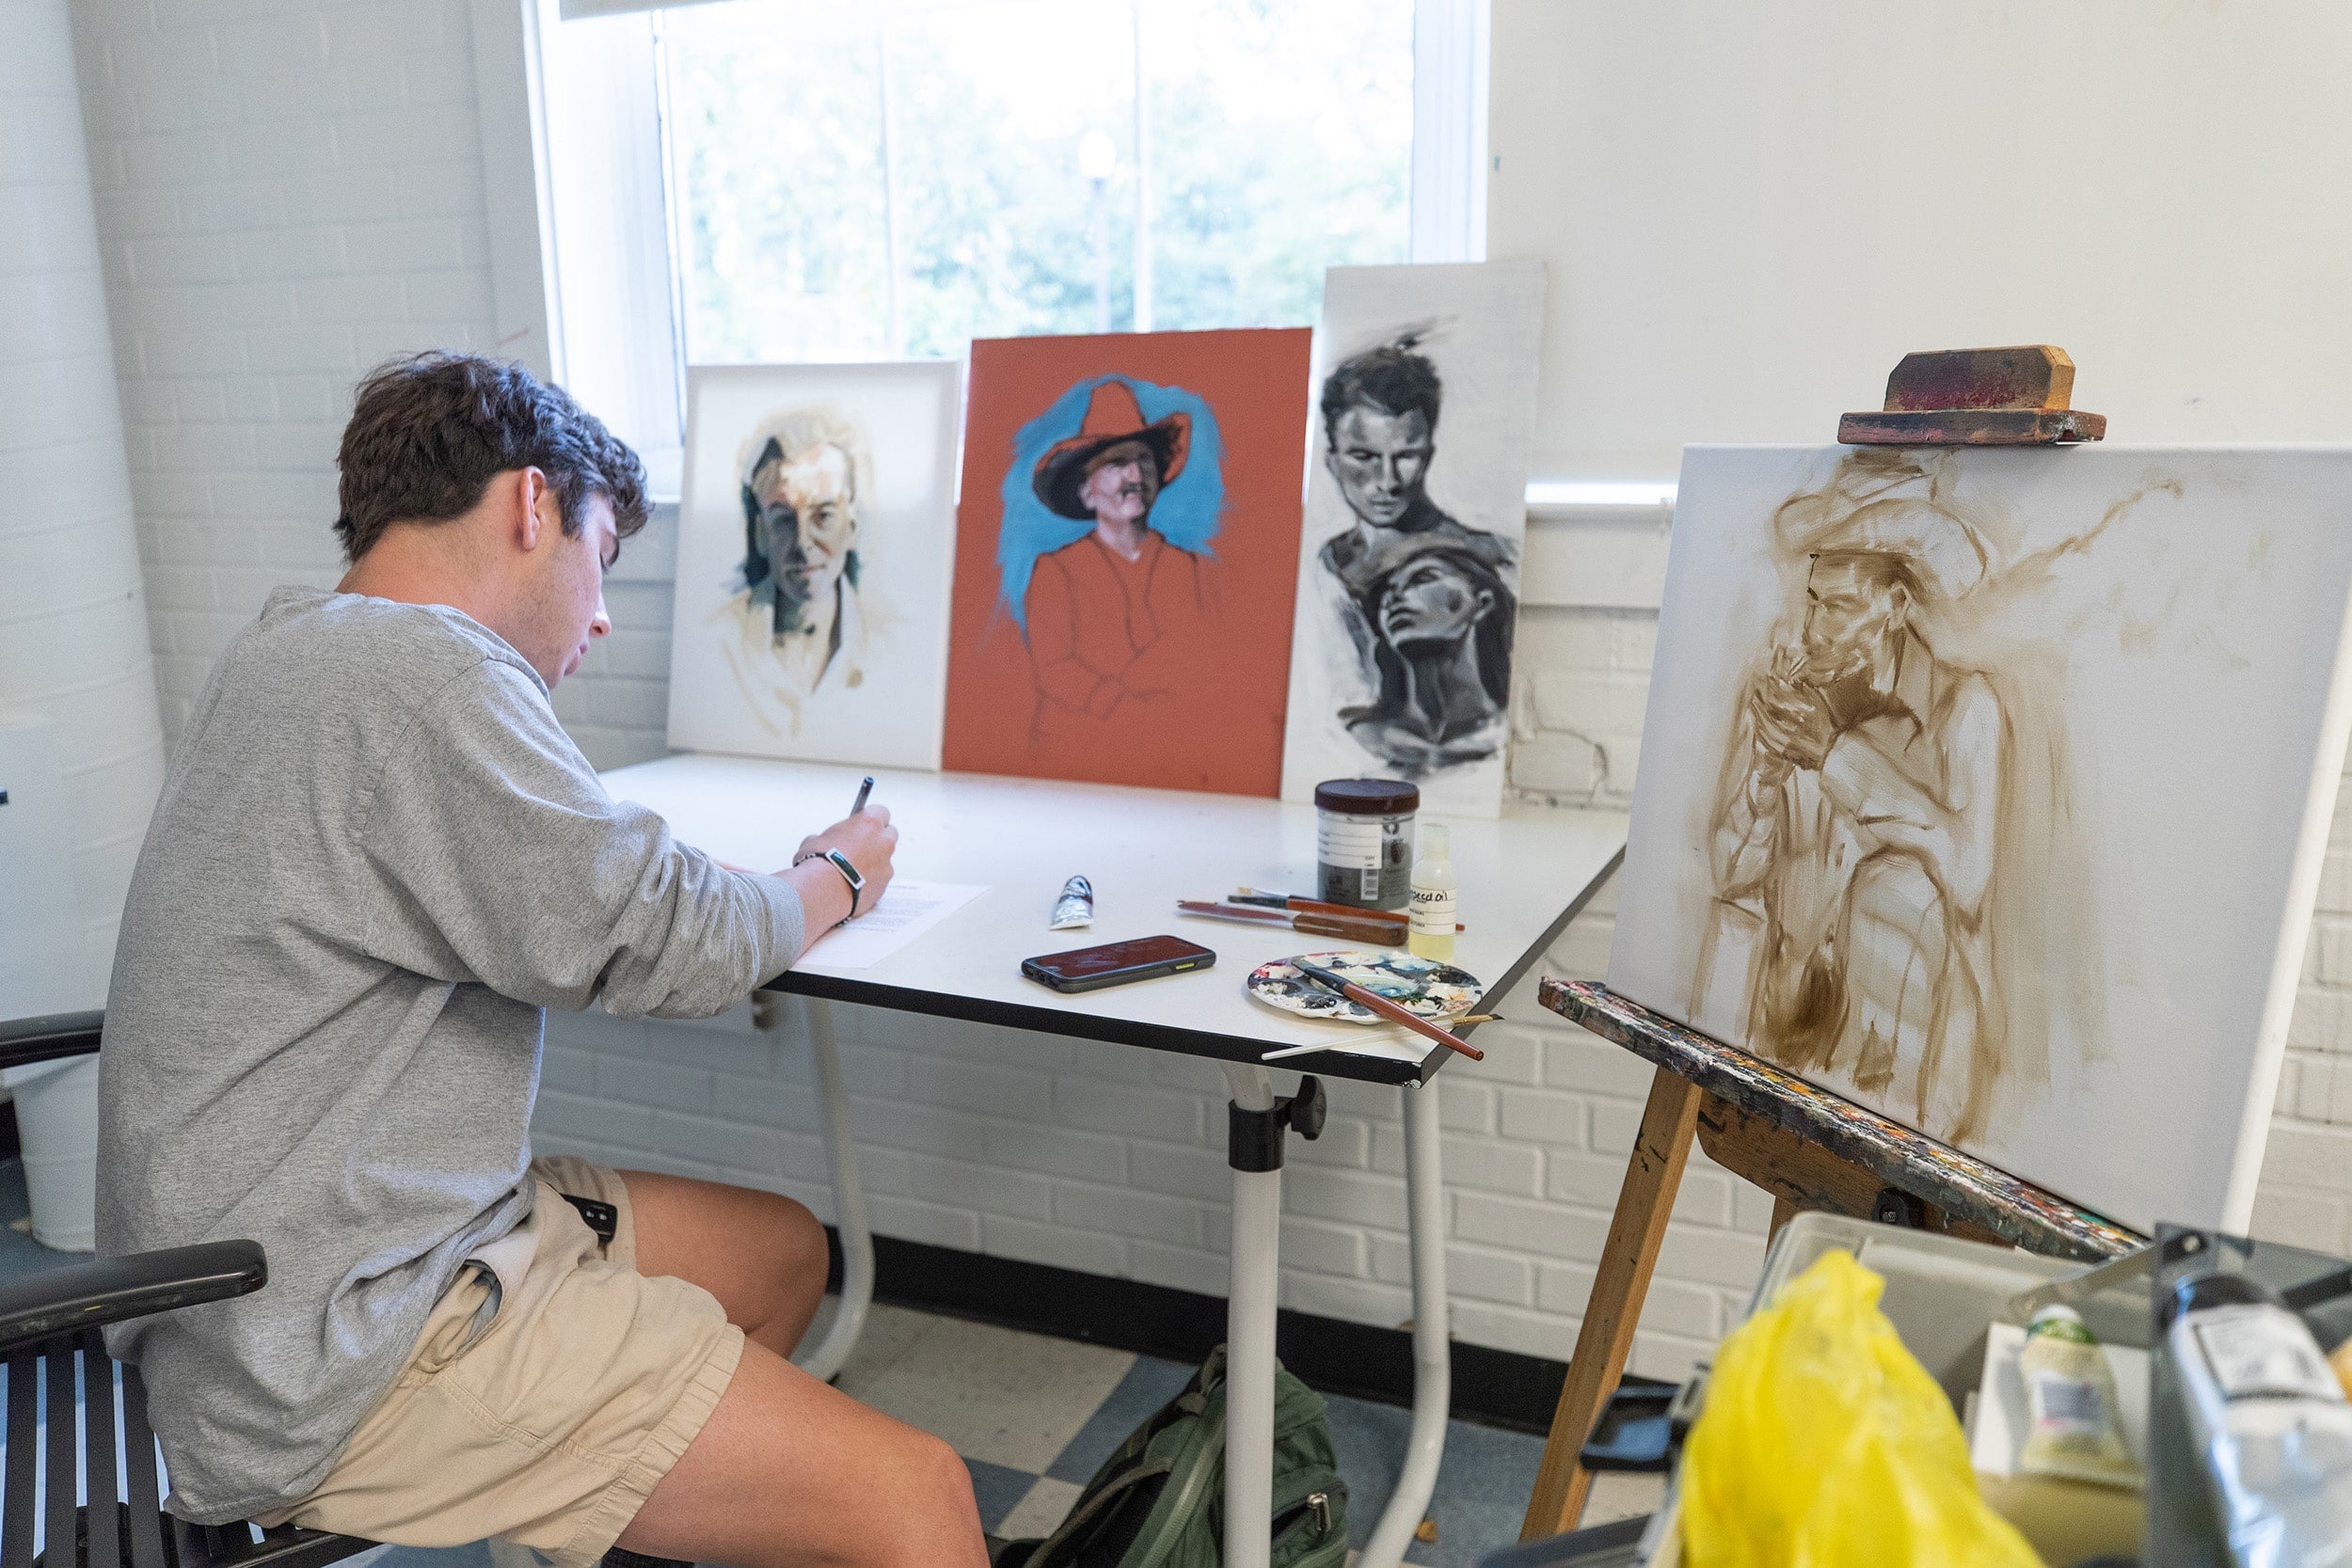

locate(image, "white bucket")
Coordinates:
10 1054 98 1252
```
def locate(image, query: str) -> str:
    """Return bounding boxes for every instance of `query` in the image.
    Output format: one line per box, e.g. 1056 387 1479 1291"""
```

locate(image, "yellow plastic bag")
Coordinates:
1680 1249 2042 1567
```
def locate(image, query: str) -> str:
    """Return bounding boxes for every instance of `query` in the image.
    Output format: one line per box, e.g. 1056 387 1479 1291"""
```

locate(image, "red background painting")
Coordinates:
943 328 1311 795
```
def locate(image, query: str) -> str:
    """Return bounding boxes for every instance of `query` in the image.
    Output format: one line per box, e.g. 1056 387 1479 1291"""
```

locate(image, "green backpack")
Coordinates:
994 1346 1349 1568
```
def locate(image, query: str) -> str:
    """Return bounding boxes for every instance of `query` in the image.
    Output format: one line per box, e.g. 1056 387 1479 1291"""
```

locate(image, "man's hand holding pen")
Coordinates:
783 776 899 935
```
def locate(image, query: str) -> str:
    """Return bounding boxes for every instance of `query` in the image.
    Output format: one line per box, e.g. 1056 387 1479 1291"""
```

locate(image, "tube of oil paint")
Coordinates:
2017 1305 2141 1489
1050 874 1094 930
2166 1270 2352 1565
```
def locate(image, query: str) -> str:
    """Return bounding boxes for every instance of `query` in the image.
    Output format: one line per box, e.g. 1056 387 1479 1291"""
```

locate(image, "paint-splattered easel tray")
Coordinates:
1543 977 2143 1262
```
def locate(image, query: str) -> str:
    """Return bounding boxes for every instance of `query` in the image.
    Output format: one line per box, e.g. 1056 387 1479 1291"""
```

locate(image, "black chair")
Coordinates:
0 1011 372 1568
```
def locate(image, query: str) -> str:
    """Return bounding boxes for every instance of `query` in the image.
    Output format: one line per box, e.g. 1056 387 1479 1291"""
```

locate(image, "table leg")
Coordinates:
1220 1062 1280 1568
1520 1064 1701 1540
755 994 874 1384
1358 1078 1451 1568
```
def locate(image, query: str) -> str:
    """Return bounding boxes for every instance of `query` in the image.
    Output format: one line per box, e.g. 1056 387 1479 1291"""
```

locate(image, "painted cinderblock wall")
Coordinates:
59 0 2352 1382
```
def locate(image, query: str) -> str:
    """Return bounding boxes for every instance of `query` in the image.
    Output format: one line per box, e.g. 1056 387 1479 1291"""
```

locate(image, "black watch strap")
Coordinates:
821 848 865 917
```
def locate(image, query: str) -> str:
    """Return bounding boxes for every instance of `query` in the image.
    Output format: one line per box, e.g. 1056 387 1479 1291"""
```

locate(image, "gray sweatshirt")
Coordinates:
98 586 806 1522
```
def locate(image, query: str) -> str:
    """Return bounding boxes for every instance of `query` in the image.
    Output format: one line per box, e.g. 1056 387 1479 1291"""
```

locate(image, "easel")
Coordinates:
1521 346 2137 1540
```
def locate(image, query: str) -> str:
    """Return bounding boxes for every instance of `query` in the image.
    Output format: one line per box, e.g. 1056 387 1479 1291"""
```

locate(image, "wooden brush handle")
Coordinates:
1288 896 1406 925
1293 911 1407 946
1337 979 1484 1060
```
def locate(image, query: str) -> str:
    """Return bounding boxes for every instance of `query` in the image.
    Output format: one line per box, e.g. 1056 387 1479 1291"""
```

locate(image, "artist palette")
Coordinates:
1247 951 1483 1027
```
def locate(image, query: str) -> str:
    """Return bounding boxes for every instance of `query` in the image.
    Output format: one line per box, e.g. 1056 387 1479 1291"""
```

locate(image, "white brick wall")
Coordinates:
2 0 167 1008
69 0 501 738
62 0 2352 1386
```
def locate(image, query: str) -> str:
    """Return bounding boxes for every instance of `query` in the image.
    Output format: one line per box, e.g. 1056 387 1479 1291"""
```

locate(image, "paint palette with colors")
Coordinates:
1247 951 1482 1026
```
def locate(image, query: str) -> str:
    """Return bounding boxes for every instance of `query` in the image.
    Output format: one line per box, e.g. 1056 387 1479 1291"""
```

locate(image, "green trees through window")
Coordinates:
662 0 1413 363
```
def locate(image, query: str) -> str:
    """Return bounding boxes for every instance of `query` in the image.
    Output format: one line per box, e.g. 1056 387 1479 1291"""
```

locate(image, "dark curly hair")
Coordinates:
1318 337 1442 449
333 352 649 562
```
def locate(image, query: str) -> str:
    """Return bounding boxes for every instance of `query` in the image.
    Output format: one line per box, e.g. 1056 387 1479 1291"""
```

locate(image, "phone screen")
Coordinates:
1024 935 1216 991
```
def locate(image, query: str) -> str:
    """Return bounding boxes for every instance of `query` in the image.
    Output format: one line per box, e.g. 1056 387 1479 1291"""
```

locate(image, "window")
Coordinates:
497 0 1486 496
663 0 1414 362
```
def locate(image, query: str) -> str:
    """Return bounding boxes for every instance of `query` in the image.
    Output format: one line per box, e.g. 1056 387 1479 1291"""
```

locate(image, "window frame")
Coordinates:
470 0 1489 502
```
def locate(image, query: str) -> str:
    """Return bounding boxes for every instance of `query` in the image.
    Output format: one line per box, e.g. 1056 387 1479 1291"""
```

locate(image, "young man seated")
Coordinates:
96 353 988 1568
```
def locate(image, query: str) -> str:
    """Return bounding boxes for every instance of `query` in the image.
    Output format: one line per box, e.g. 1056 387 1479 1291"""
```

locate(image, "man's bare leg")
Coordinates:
617 1338 987 1568
610 1171 988 1568
621 1169 830 1356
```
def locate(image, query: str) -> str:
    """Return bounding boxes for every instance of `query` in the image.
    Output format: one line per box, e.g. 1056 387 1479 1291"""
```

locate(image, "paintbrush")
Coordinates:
1231 888 1463 932
1230 888 1406 923
1259 1015 1502 1062
1177 899 1407 947
1279 958 1485 1061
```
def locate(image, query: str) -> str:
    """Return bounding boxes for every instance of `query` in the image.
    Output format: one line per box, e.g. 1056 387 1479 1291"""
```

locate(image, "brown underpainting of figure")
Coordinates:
1690 451 2104 1144
1613 441 2352 1231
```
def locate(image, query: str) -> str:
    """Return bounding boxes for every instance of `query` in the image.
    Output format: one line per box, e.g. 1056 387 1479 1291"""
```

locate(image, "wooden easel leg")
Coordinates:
1520 1064 1704 1541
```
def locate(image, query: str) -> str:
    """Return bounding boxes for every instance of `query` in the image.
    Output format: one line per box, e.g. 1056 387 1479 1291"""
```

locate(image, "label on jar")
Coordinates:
1319 813 1381 877
1317 812 1412 908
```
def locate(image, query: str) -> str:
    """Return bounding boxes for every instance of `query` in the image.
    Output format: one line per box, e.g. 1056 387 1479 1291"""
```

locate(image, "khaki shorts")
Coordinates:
255 1156 744 1568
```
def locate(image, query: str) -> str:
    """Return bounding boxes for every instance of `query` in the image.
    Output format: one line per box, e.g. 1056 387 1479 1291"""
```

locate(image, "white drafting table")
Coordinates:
602 753 1627 1568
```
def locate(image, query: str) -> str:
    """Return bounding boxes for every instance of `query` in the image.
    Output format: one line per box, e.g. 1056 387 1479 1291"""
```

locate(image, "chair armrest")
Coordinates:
0 1009 104 1071
0 1240 266 1354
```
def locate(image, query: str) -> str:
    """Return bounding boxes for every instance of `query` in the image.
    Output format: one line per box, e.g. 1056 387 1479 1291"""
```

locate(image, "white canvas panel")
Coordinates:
1279 261 1546 818
1609 446 2352 1232
667 362 961 769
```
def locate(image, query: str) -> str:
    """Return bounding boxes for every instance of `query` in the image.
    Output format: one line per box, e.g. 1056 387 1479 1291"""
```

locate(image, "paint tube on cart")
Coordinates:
1050 874 1094 930
2165 1270 2352 1565
2017 1305 2142 1489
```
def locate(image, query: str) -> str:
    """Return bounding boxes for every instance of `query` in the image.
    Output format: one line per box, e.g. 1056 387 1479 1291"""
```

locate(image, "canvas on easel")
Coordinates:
666 361 961 770
942 329 1311 796
1607 444 2352 1232
1278 261 1546 818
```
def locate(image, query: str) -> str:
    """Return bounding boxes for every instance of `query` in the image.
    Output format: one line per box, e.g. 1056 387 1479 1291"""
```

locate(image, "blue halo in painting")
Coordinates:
993 374 1227 630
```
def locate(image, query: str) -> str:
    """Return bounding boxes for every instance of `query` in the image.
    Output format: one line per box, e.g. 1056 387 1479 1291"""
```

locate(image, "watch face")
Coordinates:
828 850 864 886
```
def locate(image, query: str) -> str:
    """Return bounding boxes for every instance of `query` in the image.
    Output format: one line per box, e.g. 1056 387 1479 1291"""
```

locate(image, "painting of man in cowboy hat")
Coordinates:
1693 453 2031 1143
1610 441 2352 1230
942 330 1312 795
1020 378 1212 736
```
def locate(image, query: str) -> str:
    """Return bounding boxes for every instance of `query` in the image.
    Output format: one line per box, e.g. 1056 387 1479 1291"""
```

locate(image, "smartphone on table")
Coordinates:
1022 935 1216 993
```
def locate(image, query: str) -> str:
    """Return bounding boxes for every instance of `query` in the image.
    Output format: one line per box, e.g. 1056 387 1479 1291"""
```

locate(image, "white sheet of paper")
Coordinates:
794 879 988 970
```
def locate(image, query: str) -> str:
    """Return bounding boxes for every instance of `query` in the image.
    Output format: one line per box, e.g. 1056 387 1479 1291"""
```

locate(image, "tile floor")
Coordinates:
0 1160 1661 1566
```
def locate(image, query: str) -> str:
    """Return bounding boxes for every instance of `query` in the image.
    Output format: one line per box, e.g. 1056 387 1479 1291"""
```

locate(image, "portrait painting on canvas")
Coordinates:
1608 445 2352 1230
667 361 961 769
1279 261 1545 817
943 329 1311 795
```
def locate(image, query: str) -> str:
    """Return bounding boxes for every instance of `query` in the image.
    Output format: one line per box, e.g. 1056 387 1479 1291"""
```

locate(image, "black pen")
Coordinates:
850 775 874 816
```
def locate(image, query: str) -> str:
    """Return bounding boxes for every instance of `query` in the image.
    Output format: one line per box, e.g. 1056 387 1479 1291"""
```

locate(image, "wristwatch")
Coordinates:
818 847 866 918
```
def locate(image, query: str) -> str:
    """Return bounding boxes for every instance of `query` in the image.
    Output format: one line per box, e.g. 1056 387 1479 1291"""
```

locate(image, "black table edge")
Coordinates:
759 843 1627 1089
